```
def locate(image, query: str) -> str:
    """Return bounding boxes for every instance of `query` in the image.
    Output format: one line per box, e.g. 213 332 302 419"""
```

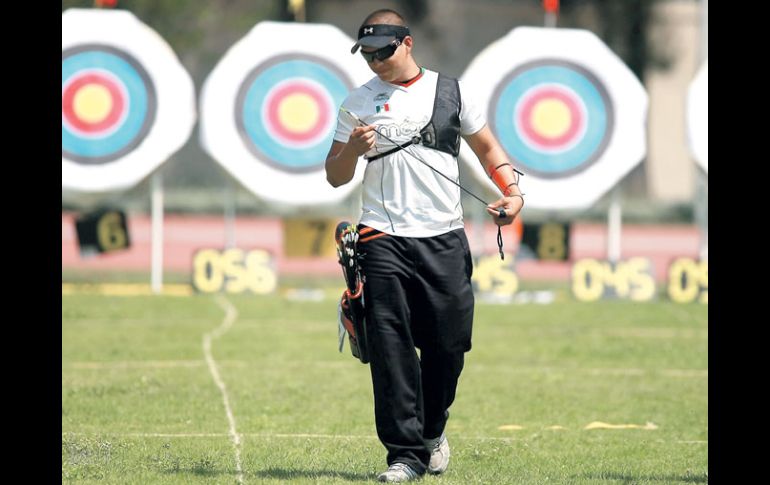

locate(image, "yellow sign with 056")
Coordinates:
192 248 277 295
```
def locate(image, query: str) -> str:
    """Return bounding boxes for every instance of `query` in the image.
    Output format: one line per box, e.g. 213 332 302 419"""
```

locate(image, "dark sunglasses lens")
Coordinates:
361 42 398 62
376 44 396 61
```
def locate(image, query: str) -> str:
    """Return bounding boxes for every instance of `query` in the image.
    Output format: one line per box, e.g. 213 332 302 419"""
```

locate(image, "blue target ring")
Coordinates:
62 44 156 165
490 60 613 178
235 55 352 173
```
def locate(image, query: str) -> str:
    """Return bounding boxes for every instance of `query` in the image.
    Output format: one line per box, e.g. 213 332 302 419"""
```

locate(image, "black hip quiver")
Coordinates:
335 221 369 364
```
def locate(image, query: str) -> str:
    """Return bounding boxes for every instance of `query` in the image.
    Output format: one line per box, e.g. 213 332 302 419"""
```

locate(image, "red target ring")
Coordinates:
62 71 127 137
263 79 332 146
516 85 585 151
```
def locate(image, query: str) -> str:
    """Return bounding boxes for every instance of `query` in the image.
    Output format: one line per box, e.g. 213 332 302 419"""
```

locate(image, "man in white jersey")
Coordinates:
325 8 524 483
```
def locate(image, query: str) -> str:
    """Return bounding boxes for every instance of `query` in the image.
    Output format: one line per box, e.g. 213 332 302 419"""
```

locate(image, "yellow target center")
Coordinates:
278 93 319 133
73 84 113 123
531 99 571 139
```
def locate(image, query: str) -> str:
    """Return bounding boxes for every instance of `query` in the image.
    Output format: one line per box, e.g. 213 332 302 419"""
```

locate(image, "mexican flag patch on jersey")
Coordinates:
375 103 390 113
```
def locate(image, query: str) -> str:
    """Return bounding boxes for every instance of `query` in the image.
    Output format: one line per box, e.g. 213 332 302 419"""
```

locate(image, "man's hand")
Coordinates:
486 195 524 226
346 125 377 156
325 125 377 187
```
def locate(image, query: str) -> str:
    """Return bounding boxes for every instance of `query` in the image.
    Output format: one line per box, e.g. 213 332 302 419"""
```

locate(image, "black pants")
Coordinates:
358 225 475 475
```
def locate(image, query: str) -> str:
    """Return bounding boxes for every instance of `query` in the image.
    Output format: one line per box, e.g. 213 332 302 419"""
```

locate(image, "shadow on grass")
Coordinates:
577 471 708 483
254 467 373 482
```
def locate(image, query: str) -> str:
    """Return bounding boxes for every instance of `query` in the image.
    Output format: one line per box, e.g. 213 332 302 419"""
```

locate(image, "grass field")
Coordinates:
62 290 708 484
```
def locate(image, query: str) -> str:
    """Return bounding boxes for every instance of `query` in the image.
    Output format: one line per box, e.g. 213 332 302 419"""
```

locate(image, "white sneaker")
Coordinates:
377 462 421 482
425 434 450 475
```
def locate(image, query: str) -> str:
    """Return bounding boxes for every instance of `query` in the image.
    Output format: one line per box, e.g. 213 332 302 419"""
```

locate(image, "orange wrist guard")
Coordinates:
488 162 522 197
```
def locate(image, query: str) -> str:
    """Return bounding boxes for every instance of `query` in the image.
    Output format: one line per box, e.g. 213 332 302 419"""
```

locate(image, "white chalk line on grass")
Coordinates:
61 431 707 445
206 295 243 484
66 360 707 378
466 365 707 378
67 360 251 369
70 360 205 369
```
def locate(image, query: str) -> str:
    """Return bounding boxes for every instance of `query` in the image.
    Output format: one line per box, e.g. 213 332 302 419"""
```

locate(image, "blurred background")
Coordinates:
61 0 708 303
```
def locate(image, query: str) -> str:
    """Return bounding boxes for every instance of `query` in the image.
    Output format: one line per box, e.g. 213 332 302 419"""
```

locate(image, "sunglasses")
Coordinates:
360 39 402 63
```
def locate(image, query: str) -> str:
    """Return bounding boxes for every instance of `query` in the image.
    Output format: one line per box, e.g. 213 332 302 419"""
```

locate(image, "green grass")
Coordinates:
62 294 707 484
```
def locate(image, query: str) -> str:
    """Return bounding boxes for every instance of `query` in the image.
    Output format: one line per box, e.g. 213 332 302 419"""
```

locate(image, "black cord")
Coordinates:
380 159 395 232
359 120 490 207
497 226 504 260
344 108 518 260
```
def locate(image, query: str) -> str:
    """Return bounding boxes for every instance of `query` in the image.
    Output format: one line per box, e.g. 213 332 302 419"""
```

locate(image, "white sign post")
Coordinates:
62 9 196 293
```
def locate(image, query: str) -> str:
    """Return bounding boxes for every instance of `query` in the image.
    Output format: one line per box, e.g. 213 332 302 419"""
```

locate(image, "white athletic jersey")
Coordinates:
333 68 486 237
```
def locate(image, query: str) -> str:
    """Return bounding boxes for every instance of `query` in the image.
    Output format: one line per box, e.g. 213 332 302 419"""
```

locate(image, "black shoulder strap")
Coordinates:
419 73 462 157
364 72 462 162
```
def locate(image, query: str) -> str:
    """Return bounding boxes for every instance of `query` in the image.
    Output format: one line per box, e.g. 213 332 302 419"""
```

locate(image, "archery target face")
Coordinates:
235 55 351 173
200 21 386 207
62 44 156 165
490 60 613 179
459 26 647 210
62 8 196 196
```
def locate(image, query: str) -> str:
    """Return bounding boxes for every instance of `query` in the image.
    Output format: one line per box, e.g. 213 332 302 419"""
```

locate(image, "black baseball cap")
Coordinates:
350 24 410 54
